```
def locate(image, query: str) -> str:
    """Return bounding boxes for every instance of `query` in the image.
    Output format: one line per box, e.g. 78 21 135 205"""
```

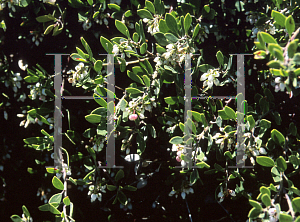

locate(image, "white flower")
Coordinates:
200 69 220 89
4 111 8 120
259 147 267 154
269 208 276 216
181 191 186 199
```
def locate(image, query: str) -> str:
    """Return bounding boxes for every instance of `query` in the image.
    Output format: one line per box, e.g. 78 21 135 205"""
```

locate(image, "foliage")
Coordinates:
1 0 300 221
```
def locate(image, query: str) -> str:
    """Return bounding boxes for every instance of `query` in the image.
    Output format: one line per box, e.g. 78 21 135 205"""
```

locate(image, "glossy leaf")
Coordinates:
256 156 275 167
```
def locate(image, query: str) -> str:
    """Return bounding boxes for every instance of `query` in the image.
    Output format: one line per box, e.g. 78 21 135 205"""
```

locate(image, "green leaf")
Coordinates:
295 216 300 222
267 60 284 69
153 32 169 46
125 10 133 17
63 196 70 206
218 110 230 120
288 39 298 58
118 190 127 205
108 4 121 11
169 136 183 144
38 203 61 214
100 36 113 53
292 197 300 213
94 94 107 108
192 24 200 39
289 122 297 136
224 106 236 120
24 76 39 83
85 114 102 124
145 0 155 14
224 151 233 159
248 207 261 219
259 119 271 128
196 162 210 169
36 14 56 23
256 156 275 167
184 13 192 34
261 194 271 207
271 129 285 146
10 215 22 222
123 185 137 191
49 193 62 204
279 213 293 222
157 20 169 34
94 60 103 73
164 96 178 105
115 169 125 182
137 133 146 154
273 48 284 62
70 53 88 63
115 20 130 38
52 176 64 190
137 9 153 19
22 205 30 218
271 10 286 27
142 75 150 87
140 42 147 54
190 169 199 184
133 32 139 42
164 33 178 43
271 166 281 182
107 185 117 191
44 24 54 35
216 51 224 67
165 13 178 35
260 32 277 44
81 37 93 59
126 87 143 94
127 71 144 85
249 200 262 209
260 186 271 196
286 15 295 37
276 156 287 172
264 88 275 102
154 0 164 15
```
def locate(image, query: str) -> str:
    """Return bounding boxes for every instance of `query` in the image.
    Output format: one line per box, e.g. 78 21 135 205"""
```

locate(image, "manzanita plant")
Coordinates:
1 0 300 221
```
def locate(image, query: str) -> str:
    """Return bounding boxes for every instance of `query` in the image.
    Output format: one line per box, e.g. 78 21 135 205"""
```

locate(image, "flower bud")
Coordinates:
129 114 138 121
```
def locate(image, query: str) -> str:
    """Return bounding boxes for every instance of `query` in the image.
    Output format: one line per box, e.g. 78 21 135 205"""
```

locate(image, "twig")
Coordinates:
285 193 295 219
185 199 193 222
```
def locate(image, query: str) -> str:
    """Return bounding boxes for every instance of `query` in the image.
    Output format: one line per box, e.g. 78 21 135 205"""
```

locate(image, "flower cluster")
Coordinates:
56 163 71 179
92 136 107 152
112 39 135 59
154 38 196 69
169 180 194 199
18 111 54 129
142 15 162 35
0 0 19 12
36 187 50 204
87 184 106 202
27 82 48 102
217 188 236 203
30 32 44 47
125 94 157 120
67 62 89 86
120 198 132 211
200 69 220 89
196 25 209 42
94 13 110 26
4 72 22 93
